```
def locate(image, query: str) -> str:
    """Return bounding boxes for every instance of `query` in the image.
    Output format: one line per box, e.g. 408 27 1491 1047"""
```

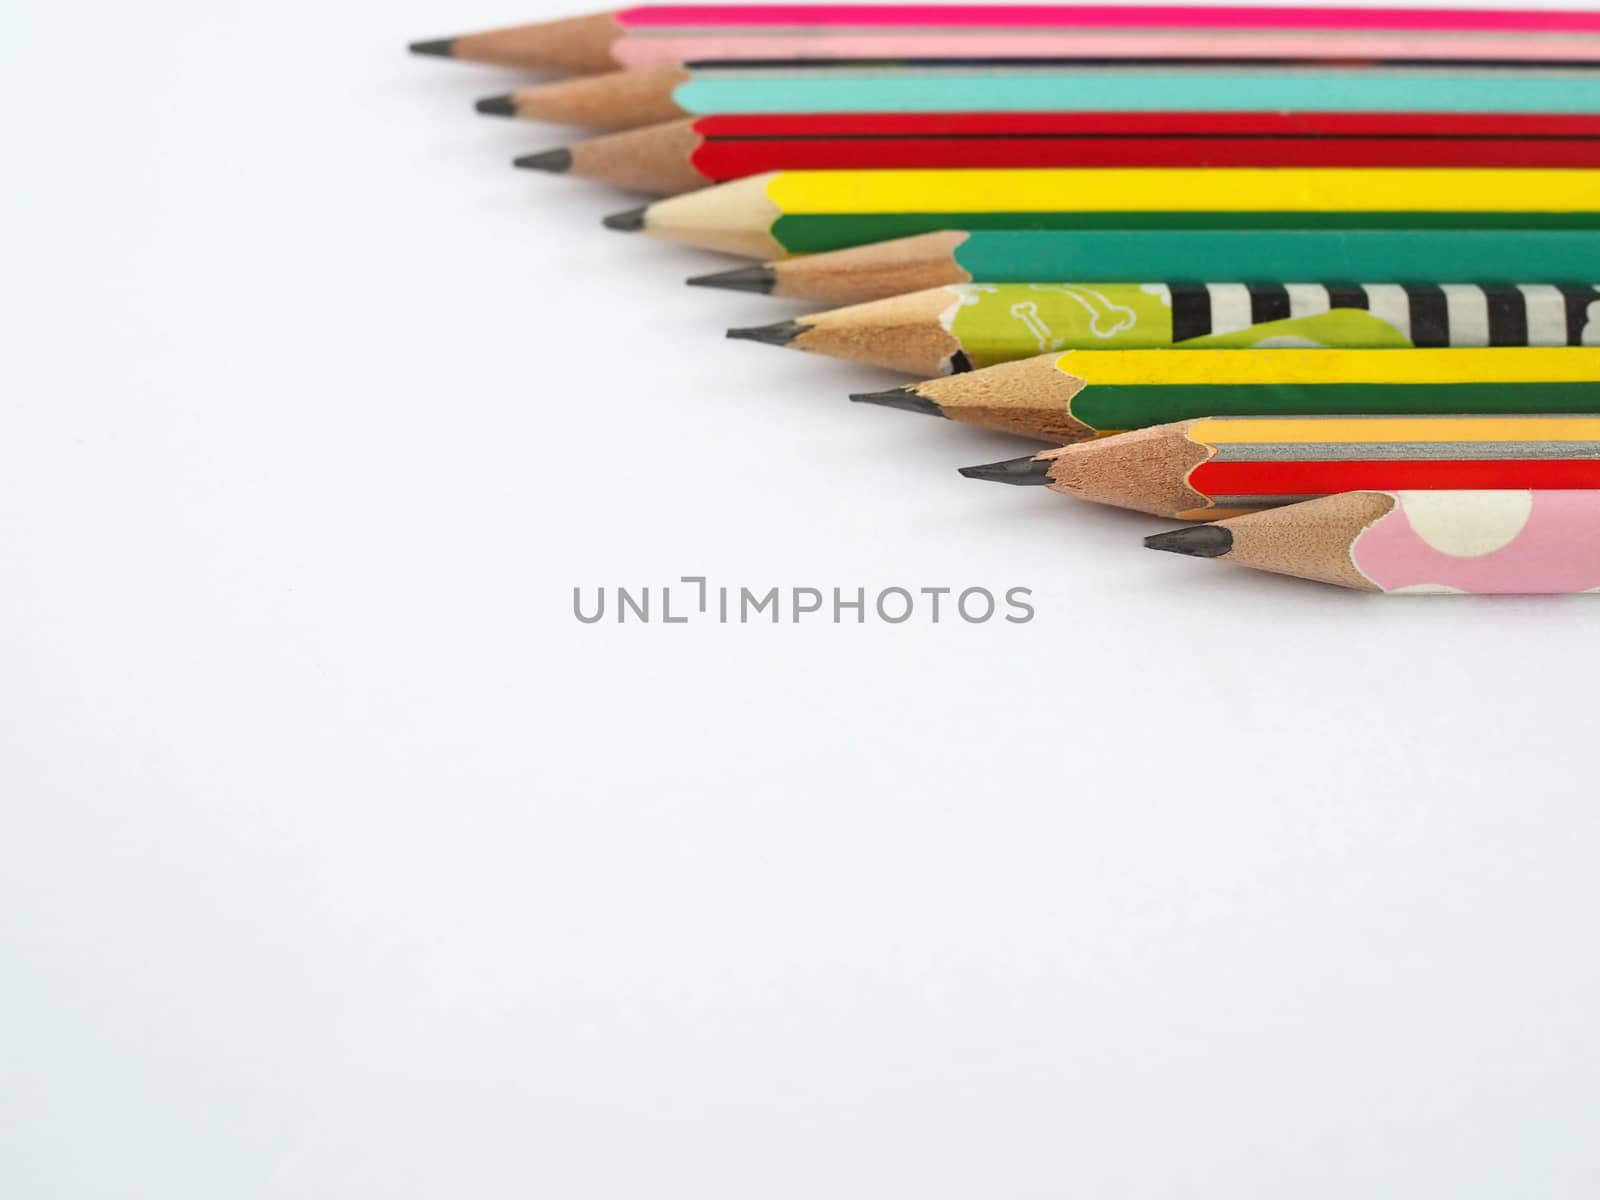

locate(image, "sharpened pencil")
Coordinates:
687 228 1600 307
492 62 1600 131
960 414 1600 519
1145 490 1600 593
852 346 1600 443
412 11 627 72
727 281 1597 375
613 168 1600 258
524 112 1600 194
412 4 1600 71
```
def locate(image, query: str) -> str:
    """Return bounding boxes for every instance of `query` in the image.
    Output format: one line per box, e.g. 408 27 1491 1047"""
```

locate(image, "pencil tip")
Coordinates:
726 320 807 348
602 206 648 232
958 456 1052 485
850 388 945 418
475 95 518 117
409 38 455 57
514 148 573 173
1144 525 1234 558
686 265 776 294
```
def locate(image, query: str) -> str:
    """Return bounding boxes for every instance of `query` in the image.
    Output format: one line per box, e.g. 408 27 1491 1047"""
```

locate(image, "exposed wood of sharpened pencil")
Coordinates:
517 119 712 193
480 67 690 130
622 174 785 258
1145 493 1396 590
854 354 1095 444
690 232 972 305
411 11 625 72
728 287 960 375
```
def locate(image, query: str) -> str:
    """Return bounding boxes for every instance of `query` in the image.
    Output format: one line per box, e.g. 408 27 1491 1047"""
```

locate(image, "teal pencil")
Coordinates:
688 229 1600 305
497 62 1600 129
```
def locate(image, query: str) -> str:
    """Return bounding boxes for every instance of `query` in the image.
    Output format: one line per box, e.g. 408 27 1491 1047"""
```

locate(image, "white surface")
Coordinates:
5 2 1600 1196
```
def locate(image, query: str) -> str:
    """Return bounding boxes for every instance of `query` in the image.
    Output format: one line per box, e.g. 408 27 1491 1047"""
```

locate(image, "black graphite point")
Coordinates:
409 38 456 57
1144 525 1235 558
514 148 574 173
725 321 808 347
475 95 518 116
602 206 648 232
849 389 946 418
686 265 776 294
957 456 1053 485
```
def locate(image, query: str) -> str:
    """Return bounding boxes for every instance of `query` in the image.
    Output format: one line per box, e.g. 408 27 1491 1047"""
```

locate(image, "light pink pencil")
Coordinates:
615 29 1600 67
413 4 1600 72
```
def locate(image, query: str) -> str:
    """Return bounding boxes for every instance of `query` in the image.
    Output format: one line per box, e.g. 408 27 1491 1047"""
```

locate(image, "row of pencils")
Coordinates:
413 3 1600 595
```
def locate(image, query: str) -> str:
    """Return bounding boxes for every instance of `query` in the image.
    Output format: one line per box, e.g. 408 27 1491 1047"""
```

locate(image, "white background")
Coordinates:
5 1 1600 1195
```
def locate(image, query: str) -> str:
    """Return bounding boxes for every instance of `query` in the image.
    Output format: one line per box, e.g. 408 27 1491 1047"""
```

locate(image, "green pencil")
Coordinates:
688 229 1600 306
848 347 1600 444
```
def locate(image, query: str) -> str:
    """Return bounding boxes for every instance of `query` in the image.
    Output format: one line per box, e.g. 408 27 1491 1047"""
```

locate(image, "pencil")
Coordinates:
484 62 1600 130
609 169 1600 258
411 4 1600 71
852 346 1600 443
1144 490 1600 593
959 414 1600 519
521 112 1600 194
728 282 1596 375
687 229 1600 306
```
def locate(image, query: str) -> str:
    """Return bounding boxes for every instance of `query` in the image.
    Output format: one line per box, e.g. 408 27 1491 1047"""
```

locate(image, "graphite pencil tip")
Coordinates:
850 389 946 418
726 320 808 348
686 265 776 294
602 206 648 232
409 37 455 57
514 148 573 173
958 456 1052 485
475 94 518 117
1144 525 1235 558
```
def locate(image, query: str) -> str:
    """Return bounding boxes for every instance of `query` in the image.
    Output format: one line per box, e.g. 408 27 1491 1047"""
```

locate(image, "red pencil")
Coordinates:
512 111 1600 194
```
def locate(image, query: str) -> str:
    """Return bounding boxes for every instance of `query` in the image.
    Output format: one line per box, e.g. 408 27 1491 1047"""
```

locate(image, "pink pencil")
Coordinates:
411 4 1600 72
615 30 1600 68
622 5 1600 33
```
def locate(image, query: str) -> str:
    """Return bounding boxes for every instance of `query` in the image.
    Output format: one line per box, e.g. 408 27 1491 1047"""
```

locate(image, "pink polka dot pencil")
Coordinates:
1144 490 1600 594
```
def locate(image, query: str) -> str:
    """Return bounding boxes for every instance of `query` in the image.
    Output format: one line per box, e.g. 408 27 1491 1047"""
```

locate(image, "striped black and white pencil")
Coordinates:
957 414 1600 519
686 229 1600 307
726 281 1593 376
